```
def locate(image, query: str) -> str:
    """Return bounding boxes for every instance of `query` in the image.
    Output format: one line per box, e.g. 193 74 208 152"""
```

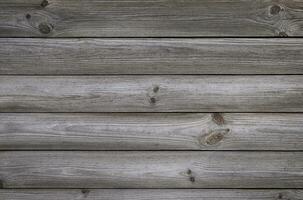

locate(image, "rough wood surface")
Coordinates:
0 76 302 112
0 151 302 188
1 0 303 37
1 113 303 150
1 38 303 75
0 189 302 200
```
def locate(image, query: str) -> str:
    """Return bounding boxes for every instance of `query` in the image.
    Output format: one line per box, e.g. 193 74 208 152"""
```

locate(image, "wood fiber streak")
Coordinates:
0 189 302 200
0 76 302 112
0 113 303 150
0 0 303 37
0 151 302 188
1 39 303 75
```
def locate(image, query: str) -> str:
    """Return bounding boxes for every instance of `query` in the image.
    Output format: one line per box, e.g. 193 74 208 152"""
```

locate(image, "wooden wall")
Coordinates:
0 0 303 199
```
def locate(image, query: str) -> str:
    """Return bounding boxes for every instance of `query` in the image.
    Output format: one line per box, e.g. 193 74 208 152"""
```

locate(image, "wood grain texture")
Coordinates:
0 189 302 200
0 0 303 37
0 76 302 112
0 151 302 188
1 113 303 150
1 38 303 75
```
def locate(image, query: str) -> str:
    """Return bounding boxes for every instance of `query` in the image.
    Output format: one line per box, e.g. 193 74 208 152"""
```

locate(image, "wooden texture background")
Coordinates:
0 0 303 199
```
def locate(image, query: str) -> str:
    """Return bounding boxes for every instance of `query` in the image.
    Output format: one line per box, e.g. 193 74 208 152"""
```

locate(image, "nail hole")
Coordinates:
189 176 195 183
26 14 31 19
153 85 159 93
81 189 90 197
150 97 156 104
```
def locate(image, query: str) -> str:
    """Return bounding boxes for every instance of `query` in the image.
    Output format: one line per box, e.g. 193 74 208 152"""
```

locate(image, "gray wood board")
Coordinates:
0 0 303 37
1 113 303 150
0 151 302 188
0 76 302 112
0 189 302 200
1 39 303 75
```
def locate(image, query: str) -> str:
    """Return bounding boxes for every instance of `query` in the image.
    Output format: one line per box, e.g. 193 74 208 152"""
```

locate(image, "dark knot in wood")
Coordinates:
38 22 53 34
212 113 224 125
279 31 288 37
0 180 3 189
202 129 230 146
41 0 49 8
270 5 281 15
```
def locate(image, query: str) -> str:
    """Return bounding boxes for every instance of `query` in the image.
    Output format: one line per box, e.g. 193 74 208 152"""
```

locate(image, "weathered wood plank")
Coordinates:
0 151 302 188
1 113 303 150
0 189 302 200
0 76 302 112
1 38 303 75
1 0 303 37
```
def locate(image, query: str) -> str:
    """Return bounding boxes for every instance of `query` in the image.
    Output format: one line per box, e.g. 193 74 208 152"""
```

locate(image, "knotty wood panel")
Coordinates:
1 0 303 37
1 113 303 150
0 76 302 112
1 39 303 75
0 189 302 200
0 151 302 188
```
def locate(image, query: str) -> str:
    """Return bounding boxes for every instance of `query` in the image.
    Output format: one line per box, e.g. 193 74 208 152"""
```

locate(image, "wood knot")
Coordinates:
41 0 49 8
212 113 224 125
202 129 230 146
278 31 288 37
38 22 53 34
270 5 281 15
0 180 3 189
81 189 90 197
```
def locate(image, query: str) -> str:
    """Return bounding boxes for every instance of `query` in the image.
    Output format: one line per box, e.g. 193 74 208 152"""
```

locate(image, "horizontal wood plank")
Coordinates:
1 0 303 37
0 151 302 188
0 189 303 200
1 113 303 150
1 38 303 75
0 76 302 112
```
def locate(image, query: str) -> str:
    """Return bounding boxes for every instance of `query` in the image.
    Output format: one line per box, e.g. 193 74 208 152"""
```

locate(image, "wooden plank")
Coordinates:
0 0 303 37
0 76 302 112
1 39 303 75
0 151 302 188
0 189 302 200
1 113 303 150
